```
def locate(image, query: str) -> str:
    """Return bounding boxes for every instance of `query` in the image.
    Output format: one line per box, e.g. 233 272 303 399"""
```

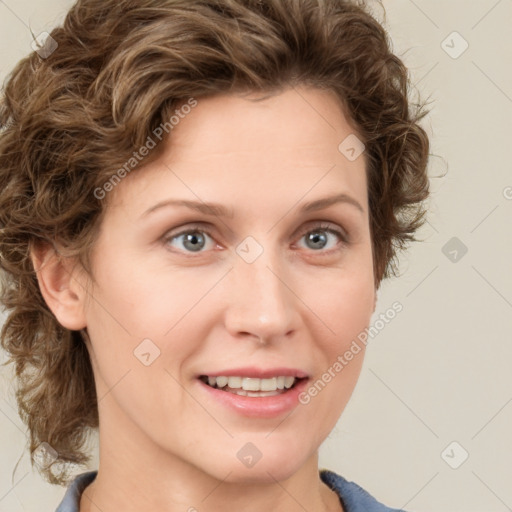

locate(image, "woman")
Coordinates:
0 0 430 511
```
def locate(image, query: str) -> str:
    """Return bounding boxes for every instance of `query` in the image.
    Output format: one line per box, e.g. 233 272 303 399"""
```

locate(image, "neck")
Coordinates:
79 409 343 512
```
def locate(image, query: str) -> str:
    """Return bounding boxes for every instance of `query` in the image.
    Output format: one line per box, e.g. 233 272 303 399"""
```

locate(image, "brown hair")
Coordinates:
0 0 430 485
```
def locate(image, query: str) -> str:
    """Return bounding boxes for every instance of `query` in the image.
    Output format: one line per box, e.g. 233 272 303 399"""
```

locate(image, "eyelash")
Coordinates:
163 221 349 256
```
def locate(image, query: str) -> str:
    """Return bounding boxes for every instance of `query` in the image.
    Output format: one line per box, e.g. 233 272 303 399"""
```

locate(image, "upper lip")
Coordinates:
198 367 309 379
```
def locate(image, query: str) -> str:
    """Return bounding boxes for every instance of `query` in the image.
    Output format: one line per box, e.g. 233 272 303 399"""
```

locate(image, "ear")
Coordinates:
30 241 87 331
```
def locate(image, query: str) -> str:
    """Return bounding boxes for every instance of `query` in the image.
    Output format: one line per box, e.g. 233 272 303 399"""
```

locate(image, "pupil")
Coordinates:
308 231 326 249
184 232 204 251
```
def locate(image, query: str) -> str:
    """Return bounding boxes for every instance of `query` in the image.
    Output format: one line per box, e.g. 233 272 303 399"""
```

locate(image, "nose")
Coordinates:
223 246 299 344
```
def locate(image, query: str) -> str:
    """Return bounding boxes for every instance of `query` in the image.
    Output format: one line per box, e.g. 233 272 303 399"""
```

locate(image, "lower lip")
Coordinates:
196 378 310 418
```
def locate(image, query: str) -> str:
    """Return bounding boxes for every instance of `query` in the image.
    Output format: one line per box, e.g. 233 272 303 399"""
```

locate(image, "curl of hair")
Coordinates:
0 0 430 485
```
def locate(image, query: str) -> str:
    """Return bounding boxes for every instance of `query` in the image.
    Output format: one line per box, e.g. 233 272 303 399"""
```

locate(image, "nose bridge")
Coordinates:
225 240 297 341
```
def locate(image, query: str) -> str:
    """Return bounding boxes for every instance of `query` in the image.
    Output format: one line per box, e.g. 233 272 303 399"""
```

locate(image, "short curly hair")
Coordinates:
0 0 430 485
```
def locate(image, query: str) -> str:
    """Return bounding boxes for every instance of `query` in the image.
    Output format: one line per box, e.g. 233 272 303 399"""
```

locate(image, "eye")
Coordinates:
164 226 216 253
295 222 348 253
163 221 348 255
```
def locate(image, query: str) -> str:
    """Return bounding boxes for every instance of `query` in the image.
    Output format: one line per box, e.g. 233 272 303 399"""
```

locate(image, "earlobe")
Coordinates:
30 241 87 331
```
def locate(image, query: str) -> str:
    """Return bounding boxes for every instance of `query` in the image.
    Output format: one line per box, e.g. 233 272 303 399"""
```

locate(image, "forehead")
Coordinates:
107 86 368 217
168 87 355 155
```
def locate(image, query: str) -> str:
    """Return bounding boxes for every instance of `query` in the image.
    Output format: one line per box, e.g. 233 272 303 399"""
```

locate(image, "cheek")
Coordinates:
296 272 373 443
81 260 168 396
301 255 374 402
308 262 375 345
83 257 210 400
317 277 371 387
85 255 172 335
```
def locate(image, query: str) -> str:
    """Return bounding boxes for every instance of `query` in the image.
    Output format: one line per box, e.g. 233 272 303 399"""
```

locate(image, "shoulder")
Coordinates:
320 469 409 512
55 471 97 512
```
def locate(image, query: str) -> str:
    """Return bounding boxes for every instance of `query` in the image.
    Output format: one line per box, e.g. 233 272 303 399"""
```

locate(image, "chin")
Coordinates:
211 443 309 484
221 463 302 485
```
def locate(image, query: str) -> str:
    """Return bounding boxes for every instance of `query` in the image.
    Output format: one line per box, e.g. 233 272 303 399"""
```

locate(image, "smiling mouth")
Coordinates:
199 375 306 397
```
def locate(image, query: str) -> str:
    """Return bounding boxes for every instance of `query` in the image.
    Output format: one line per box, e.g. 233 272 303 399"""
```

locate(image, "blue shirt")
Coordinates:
55 469 408 512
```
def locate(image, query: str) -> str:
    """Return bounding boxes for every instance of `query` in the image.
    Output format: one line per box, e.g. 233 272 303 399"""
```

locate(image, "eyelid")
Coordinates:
291 221 349 256
162 222 218 250
295 220 349 243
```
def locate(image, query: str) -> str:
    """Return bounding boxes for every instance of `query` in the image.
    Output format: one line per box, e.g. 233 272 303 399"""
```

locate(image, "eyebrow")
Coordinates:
300 193 365 215
140 192 364 219
141 199 234 219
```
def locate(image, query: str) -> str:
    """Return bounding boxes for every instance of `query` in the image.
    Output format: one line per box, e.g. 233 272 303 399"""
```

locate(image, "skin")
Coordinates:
33 86 377 512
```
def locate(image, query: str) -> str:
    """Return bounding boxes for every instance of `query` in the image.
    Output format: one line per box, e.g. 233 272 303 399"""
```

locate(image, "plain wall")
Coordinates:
1 1 511 511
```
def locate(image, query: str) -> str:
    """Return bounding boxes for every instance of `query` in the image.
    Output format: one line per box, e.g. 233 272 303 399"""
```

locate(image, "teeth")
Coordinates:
284 376 295 389
228 376 242 388
215 376 228 388
203 375 298 392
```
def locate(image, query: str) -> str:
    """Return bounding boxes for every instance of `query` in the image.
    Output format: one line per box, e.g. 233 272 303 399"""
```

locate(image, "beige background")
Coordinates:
1 1 511 511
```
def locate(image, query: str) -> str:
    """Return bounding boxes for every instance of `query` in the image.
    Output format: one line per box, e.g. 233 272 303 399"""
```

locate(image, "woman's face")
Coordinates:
81 86 376 483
